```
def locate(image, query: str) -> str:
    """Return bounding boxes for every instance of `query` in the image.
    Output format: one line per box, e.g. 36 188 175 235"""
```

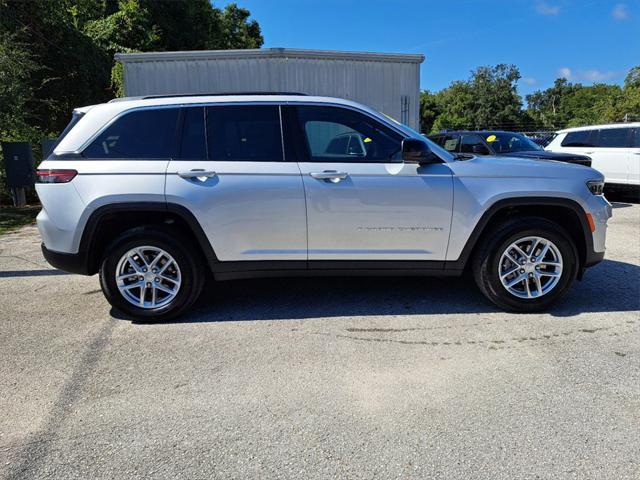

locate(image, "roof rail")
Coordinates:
140 92 308 100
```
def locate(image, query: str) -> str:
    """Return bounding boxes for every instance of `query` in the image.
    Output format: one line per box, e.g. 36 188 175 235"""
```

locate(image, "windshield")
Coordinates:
486 132 542 153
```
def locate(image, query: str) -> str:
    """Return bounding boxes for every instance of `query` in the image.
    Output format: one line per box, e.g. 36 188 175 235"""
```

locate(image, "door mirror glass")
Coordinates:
402 138 440 164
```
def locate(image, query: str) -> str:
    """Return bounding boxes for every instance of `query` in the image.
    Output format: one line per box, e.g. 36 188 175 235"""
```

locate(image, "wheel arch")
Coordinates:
450 197 593 274
80 202 217 275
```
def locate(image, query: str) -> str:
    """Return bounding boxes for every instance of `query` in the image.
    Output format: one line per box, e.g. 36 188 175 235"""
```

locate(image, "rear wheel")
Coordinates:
99 227 204 321
472 218 579 312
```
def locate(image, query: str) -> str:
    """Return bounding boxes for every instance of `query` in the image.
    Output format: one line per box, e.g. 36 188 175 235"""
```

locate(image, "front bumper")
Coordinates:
41 244 91 275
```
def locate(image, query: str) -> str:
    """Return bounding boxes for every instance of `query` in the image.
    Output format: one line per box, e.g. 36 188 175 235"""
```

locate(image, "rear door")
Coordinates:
287 105 453 262
590 127 632 184
560 128 630 184
165 104 307 262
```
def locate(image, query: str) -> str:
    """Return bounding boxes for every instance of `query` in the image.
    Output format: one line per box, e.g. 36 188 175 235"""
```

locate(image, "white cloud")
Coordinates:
536 2 560 15
612 3 629 20
581 69 620 82
556 67 621 83
558 67 572 79
521 77 538 85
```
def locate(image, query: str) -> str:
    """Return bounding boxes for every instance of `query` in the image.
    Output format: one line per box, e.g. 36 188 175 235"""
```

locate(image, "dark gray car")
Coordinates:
429 130 591 166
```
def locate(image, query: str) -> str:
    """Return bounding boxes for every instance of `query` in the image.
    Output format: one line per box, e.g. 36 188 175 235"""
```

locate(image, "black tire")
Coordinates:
472 217 579 312
99 227 204 322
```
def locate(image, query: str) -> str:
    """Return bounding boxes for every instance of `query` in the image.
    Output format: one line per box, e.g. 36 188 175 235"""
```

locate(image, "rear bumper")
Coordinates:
41 244 91 275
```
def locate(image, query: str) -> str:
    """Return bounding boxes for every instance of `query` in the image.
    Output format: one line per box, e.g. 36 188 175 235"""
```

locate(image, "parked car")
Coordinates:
545 123 640 194
429 130 591 166
36 94 611 320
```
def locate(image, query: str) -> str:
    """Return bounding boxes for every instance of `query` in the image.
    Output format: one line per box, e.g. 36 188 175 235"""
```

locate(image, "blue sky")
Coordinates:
218 0 639 97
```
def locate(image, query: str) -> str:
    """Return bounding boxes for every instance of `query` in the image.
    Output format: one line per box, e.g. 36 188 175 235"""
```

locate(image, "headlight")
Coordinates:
586 180 604 195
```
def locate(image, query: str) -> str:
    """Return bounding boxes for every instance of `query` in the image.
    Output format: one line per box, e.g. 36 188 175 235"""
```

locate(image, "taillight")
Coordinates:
36 169 78 183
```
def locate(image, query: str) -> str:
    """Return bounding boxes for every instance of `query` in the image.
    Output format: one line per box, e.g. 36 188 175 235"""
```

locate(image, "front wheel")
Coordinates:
99 227 204 321
472 218 579 312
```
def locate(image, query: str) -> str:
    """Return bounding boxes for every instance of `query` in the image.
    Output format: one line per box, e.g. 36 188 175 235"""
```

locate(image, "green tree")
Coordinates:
419 90 442 134
526 78 582 129
213 3 263 49
0 0 112 135
0 33 39 140
422 64 526 133
468 64 523 129
624 66 640 89
430 81 474 132
84 0 160 56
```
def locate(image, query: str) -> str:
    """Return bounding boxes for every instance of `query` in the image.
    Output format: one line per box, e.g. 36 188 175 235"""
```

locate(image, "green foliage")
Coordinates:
625 66 640 89
0 33 40 140
1 0 113 135
421 65 640 133
421 64 527 133
525 67 640 129
138 1 263 51
214 3 263 49
84 0 160 56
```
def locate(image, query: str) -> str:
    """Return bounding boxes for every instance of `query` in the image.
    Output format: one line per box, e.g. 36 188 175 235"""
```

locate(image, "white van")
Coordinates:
546 123 639 192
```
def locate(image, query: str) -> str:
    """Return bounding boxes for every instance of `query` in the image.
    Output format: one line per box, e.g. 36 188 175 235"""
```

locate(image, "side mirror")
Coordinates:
472 144 489 155
402 138 440 164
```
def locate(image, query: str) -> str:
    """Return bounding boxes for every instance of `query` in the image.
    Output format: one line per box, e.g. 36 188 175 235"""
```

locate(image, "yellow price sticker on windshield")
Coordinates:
363 137 372 143
486 135 497 142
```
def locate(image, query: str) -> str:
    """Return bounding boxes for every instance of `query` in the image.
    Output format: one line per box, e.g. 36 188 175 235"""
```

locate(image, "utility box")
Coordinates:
1 142 34 188
115 48 425 130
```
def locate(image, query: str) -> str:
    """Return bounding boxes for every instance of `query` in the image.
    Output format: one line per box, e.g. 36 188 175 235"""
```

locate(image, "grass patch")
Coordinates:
0 205 40 235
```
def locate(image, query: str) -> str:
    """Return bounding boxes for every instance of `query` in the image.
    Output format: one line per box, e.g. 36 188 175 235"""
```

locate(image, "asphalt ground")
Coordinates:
1 201 639 479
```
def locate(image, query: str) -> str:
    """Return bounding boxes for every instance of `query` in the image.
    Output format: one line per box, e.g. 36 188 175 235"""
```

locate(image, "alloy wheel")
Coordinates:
115 246 182 309
498 236 563 299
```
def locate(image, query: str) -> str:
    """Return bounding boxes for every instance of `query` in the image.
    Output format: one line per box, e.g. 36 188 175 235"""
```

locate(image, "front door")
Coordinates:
286 105 453 262
165 105 307 262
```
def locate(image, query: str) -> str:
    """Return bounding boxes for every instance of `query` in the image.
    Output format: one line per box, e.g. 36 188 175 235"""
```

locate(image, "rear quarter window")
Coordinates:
83 108 180 159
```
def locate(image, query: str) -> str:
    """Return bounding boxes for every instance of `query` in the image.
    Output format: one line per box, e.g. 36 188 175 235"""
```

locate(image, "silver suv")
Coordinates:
36 94 612 320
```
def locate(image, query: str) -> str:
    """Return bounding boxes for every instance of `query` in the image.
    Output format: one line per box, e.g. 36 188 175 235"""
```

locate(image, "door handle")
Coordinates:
633 152 640 156
178 169 217 180
585 151 595 155
309 170 348 183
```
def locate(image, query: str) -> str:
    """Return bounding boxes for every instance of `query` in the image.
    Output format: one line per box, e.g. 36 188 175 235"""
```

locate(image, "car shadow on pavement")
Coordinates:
111 258 640 324
0 269 70 278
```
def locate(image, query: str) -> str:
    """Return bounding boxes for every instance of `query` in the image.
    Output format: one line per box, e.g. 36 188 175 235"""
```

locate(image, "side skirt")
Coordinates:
210 260 463 281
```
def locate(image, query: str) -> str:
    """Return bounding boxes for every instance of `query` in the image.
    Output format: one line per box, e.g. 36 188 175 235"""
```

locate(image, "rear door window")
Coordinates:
206 105 283 161
595 128 631 148
83 108 180 159
633 128 640 148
